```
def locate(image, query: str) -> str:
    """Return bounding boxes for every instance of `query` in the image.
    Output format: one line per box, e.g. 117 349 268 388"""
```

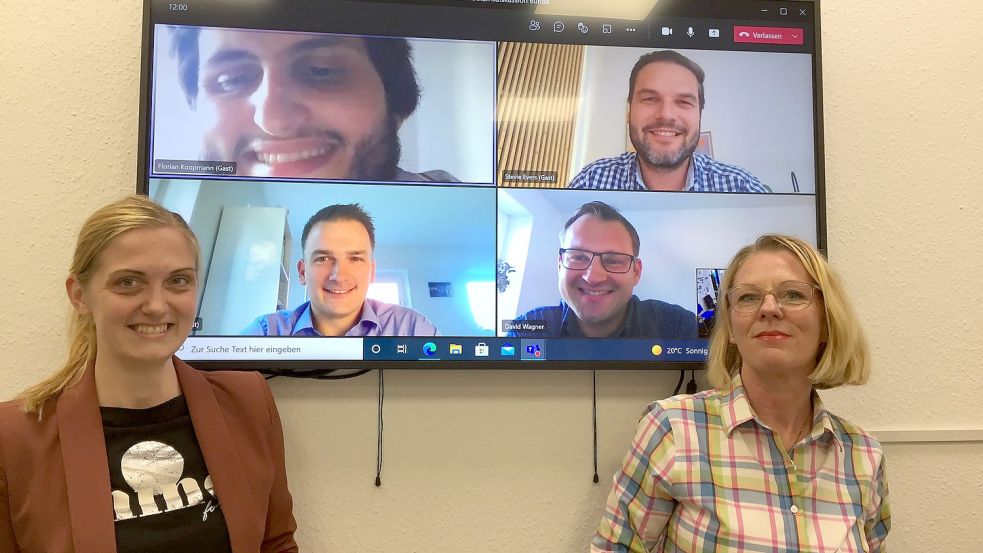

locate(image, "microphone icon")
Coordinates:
686 26 695 37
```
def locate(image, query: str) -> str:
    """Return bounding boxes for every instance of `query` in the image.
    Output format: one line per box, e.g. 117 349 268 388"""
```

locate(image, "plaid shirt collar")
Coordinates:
718 372 844 451
631 153 697 191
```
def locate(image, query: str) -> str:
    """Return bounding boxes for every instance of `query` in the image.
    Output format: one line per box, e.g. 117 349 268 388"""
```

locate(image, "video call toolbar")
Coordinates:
152 0 815 51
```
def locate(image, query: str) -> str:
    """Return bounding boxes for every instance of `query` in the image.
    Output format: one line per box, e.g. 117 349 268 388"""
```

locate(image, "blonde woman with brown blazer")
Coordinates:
0 195 298 552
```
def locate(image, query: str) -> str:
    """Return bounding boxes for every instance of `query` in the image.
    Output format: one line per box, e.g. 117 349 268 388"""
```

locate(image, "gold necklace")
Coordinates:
741 380 813 451
790 413 812 450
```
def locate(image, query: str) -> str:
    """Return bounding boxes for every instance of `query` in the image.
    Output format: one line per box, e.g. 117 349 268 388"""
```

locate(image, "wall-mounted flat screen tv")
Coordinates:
138 0 825 370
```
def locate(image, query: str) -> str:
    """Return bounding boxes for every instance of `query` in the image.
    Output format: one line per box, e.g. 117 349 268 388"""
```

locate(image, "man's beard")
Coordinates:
205 113 402 181
349 114 401 181
630 119 700 170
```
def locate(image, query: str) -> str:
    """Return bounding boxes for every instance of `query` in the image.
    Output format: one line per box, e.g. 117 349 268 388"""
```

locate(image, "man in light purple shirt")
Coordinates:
242 204 438 337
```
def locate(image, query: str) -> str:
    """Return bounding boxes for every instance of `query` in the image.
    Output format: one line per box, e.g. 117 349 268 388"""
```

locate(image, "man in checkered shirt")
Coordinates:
568 50 768 193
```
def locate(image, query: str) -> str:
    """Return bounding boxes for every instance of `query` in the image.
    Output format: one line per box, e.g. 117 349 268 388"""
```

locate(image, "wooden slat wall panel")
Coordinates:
497 42 585 188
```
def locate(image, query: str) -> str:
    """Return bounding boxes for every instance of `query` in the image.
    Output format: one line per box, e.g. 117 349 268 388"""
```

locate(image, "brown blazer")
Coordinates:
0 359 298 553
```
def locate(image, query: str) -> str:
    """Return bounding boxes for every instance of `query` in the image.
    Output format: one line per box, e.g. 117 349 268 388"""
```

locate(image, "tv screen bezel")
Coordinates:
136 0 827 372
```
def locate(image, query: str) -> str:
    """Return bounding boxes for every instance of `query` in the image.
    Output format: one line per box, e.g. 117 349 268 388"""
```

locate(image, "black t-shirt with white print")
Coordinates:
101 395 233 553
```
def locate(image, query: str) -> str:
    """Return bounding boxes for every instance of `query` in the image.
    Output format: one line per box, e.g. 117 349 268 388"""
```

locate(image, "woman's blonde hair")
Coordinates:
18 195 199 415
706 234 870 390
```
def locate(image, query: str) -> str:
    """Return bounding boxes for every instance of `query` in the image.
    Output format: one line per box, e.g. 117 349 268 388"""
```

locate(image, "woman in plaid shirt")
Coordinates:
593 234 889 553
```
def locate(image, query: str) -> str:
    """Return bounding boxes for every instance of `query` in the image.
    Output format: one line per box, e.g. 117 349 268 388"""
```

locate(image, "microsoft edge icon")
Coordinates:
423 342 438 356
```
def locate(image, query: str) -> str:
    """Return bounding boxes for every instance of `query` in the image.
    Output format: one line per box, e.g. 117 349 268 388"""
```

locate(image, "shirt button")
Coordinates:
790 505 799 514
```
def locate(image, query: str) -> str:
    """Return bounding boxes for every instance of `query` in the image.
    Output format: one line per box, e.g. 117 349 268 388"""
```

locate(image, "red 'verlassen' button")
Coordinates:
734 26 804 45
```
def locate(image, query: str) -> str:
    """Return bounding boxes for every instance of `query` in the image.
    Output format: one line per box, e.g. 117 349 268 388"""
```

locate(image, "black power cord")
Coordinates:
261 368 372 380
686 370 698 394
591 369 599 484
673 369 700 396
375 369 384 487
260 366 379 484
672 370 685 395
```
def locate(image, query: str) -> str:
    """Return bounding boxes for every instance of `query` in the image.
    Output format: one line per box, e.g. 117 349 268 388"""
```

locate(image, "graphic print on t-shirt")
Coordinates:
111 440 216 521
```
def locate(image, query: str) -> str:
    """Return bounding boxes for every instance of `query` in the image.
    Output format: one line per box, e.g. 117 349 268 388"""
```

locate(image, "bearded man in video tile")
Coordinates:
569 50 766 193
169 27 457 183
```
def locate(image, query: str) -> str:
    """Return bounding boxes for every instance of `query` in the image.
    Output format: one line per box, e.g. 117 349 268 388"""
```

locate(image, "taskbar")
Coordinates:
178 336 710 363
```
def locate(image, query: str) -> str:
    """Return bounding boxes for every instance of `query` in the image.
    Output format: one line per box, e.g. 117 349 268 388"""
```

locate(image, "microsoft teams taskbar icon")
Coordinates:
520 340 545 360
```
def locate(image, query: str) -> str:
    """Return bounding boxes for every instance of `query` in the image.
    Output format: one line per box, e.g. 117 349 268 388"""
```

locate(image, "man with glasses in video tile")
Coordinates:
168 27 458 182
508 201 696 339
568 50 766 193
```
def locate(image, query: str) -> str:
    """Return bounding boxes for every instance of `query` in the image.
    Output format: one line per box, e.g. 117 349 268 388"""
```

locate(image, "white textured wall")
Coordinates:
0 1 981 551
